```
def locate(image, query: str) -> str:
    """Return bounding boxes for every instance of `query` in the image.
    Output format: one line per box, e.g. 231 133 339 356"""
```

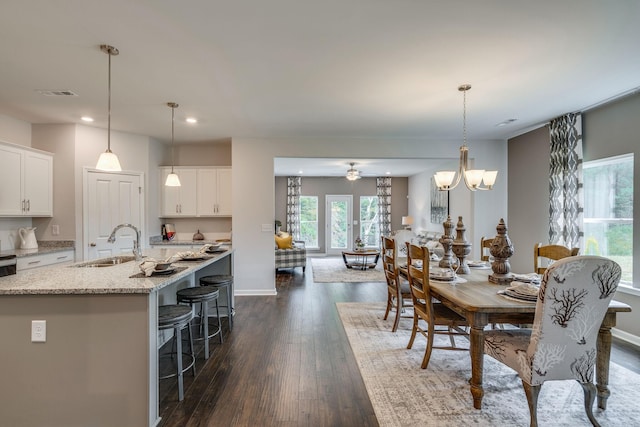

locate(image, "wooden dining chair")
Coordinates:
534 243 579 274
405 242 468 369
480 236 493 261
381 236 412 332
484 256 622 427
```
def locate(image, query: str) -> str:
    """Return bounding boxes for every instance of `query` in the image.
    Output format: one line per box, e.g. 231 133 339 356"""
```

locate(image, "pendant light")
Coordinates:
95 44 122 171
165 102 181 187
433 84 498 191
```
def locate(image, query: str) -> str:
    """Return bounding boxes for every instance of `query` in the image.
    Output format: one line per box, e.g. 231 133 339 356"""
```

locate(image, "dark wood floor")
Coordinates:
158 267 640 426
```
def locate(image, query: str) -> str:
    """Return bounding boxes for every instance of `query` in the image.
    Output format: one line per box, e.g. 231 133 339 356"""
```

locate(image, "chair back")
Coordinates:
534 243 580 274
480 236 493 261
381 236 399 291
527 256 621 385
406 243 431 312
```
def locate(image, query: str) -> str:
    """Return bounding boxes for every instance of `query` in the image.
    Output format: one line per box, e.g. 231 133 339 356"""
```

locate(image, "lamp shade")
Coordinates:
95 150 122 171
402 216 414 226
165 172 181 187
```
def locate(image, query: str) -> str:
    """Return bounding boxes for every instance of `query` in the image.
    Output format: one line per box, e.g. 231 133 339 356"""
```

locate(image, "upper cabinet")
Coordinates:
160 167 232 218
0 142 53 217
160 168 198 217
197 168 232 216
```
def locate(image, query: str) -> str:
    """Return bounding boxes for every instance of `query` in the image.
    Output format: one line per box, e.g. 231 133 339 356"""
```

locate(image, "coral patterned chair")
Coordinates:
484 256 622 427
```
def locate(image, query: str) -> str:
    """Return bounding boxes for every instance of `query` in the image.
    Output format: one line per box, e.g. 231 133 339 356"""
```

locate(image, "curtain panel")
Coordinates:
286 176 302 240
376 177 392 237
548 112 584 249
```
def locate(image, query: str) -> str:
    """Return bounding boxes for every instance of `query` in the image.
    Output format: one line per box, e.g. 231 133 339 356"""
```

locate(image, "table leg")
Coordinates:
596 313 615 410
342 252 350 268
469 322 486 409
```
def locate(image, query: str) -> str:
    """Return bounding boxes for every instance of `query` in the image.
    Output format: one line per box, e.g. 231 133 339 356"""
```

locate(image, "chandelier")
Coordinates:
434 84 497 191
346 162 361 181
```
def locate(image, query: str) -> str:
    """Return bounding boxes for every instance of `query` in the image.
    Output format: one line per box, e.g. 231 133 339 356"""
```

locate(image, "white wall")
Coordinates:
232 137 507 295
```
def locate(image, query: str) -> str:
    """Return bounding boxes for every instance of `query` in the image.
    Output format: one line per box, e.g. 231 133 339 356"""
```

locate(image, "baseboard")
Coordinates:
612 328 640 347
235 289 278 296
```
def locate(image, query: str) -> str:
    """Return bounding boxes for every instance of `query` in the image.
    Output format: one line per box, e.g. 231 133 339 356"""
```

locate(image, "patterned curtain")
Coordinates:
548 113 583 249
377 177 392 237
286 176 302 240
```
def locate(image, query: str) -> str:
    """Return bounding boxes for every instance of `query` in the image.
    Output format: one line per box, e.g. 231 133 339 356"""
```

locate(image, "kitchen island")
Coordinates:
0 247 234 427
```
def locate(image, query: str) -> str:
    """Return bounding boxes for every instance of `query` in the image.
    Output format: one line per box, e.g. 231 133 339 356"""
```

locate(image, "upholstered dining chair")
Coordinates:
480 236 494 261
381 236 412 332
484 256 622 427
405 243 468 369
534 243 579 274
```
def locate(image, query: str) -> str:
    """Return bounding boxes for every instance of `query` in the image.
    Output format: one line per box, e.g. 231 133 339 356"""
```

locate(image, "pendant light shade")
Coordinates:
165 102 181 187
96 44 122 171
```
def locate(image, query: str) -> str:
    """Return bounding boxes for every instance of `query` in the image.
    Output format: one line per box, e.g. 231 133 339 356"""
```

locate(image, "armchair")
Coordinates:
275 240 307 273
484 256 622 426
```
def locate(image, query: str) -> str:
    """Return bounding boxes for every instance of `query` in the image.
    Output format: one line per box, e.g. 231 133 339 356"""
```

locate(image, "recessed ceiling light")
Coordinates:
298 170 303 174
186 117 197 124
81 116 94 122
496 118 518 127
386 171 391 175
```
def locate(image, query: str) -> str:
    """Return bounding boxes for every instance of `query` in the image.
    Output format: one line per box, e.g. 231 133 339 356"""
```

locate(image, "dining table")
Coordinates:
406 262 632 410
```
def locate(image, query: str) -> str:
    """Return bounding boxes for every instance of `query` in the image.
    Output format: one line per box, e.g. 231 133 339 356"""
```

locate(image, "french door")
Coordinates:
325 195 352 255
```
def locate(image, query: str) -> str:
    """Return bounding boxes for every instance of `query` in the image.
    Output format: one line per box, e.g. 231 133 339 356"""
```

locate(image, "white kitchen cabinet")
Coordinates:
0 142 53 217
160 167 232 218
160 168 197 217
197 168 232 216
16 250 75 271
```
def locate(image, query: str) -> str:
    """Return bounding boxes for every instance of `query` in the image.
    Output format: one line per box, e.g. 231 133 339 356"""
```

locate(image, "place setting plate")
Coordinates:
467 260 491 269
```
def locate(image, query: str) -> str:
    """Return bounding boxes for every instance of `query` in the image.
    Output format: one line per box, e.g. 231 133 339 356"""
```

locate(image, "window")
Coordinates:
299 196 318 248
360 196 379 247
583 153 633 286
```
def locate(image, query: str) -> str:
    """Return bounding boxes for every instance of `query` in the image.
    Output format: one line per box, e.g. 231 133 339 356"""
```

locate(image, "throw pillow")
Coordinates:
275 233 293 249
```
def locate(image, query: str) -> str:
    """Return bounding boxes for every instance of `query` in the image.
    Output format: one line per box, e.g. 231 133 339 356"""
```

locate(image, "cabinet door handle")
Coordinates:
57 256 69 260
28 260 42 265
27 200 30 211
22 200 26 212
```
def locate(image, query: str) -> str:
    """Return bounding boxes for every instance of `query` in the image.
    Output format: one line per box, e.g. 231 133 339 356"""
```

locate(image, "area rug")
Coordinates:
311 257 385 283
337 302 640 427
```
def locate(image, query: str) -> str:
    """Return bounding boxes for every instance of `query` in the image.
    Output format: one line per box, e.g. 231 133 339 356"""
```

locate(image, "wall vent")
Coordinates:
36 89 79 96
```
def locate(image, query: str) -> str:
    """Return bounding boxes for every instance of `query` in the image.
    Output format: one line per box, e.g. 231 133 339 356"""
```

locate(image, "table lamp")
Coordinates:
402 216 414 230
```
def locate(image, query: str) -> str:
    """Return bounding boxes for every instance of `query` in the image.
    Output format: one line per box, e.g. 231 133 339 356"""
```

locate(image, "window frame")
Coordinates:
583 153 634 289
299 195 319 249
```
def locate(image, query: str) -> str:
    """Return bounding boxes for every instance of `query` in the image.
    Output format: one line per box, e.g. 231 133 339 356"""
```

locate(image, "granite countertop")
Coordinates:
150 239 225 246
0 240 75 258
0 247 233 296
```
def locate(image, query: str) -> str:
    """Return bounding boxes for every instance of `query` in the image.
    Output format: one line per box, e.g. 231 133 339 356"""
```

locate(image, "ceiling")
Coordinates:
1 1 639 152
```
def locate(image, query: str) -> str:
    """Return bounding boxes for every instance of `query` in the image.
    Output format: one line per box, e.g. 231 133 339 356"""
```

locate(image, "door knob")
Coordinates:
90 242 96 247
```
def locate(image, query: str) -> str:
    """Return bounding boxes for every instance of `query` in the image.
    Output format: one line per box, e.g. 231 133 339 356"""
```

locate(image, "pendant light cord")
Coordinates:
171 105 175 173
107 50 112 152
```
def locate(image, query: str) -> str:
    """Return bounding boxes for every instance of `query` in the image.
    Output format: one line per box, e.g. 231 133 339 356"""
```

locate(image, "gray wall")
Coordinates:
508 93 640 340
275 176 408 252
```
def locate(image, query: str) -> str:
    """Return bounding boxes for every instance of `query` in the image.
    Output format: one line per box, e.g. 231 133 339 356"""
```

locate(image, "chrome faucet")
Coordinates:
107 223 143 260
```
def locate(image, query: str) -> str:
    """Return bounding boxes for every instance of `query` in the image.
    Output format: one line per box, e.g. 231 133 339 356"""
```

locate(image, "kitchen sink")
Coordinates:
74 255 139 268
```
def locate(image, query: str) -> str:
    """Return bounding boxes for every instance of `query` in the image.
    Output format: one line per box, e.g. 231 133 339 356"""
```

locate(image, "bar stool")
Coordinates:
199 274 234 330
177 286 222 360
158 304 196 402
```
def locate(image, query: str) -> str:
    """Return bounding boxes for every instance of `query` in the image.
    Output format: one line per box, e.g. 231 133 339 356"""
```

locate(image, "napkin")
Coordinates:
198 244 217 253
170 251 196 261
507 281 540 296
139 258 159 277
512 273 541 284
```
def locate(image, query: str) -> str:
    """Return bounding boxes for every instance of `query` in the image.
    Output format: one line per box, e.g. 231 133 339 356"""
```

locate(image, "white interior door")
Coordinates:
84 170 143 260
325 195 352 255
